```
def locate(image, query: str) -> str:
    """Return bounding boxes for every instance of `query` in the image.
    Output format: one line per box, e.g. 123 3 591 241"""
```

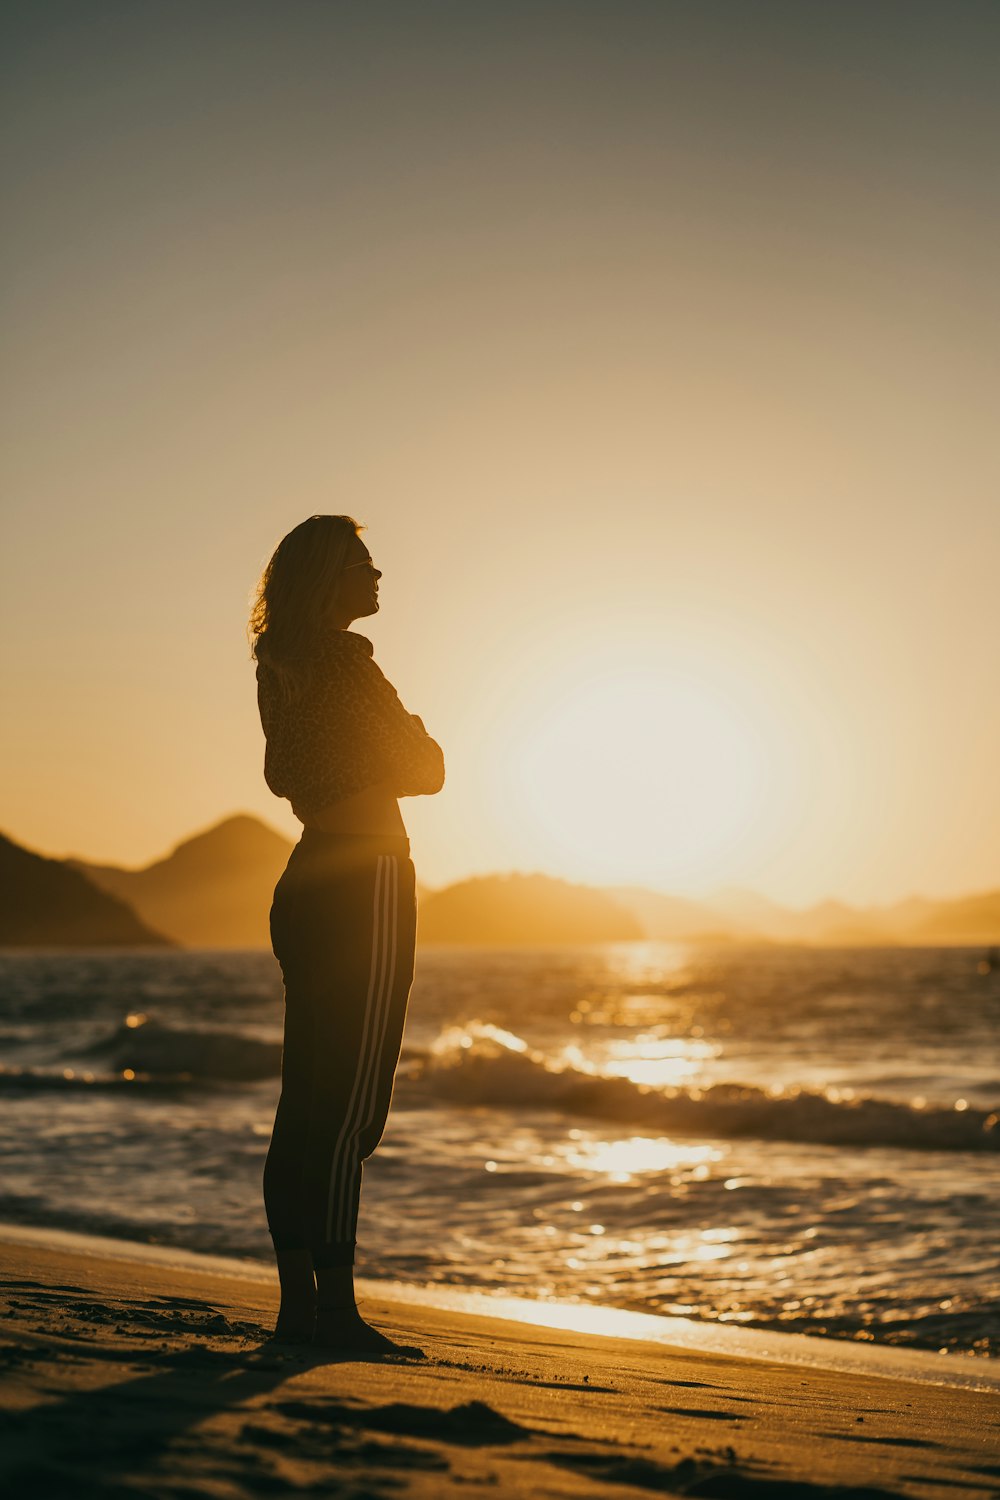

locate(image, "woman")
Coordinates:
249 514 444 1353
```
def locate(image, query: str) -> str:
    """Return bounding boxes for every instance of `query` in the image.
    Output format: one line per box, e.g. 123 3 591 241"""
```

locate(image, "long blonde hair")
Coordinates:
249 514 364 701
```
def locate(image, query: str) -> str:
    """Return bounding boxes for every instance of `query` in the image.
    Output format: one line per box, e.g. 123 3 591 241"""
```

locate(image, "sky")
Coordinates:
2 0 998 908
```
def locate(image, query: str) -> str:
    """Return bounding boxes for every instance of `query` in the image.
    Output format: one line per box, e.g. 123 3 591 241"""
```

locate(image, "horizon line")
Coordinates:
5 810 999 918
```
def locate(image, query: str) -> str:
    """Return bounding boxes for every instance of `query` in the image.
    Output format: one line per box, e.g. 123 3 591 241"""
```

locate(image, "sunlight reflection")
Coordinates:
599 941 693 985
648 1228 742 1266
556 1034 718 1090
694 1243 733 1261
563 1134 722 1178
599 1033 719 1088
554 1221 743 1280
430 1021 527 1055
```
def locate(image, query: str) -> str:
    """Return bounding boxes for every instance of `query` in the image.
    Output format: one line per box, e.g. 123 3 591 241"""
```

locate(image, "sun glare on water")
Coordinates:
494 641 779 889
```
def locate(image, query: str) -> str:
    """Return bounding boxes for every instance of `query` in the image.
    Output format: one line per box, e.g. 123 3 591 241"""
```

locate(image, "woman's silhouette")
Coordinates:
249 515 444 1352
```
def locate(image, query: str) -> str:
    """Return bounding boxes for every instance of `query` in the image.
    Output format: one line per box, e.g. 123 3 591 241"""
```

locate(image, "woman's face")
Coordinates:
336 535 382 624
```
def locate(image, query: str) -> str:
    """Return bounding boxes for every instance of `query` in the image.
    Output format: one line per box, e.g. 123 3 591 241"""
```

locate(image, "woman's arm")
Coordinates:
357 658 445 797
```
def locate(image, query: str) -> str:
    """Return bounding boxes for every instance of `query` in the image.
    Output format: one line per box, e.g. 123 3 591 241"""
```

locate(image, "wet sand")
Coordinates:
0 1228 997 1498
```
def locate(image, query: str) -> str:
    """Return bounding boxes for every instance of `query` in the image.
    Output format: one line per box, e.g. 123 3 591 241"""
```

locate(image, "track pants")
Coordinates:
263 829 417 1269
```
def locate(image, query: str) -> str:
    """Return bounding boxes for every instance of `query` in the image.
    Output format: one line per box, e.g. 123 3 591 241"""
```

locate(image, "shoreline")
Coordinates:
1 1219 996 1396
2 1227 998 1498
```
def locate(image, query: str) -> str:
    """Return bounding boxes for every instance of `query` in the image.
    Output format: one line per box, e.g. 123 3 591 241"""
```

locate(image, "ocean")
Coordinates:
1 942 997 1359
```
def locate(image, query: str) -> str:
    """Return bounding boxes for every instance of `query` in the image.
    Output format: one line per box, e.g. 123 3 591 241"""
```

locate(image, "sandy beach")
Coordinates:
1 1226 997 1499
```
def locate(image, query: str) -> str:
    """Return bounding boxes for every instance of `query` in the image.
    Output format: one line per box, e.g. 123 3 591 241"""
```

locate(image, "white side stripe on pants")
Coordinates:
335 856 398 1239
324 854 399 1244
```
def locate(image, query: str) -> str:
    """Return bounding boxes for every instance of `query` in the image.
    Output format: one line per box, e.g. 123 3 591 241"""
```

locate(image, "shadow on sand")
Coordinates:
0 1274 423 1497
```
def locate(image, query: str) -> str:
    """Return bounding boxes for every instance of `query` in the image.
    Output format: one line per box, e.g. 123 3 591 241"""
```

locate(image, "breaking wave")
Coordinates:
83 1015 282 1080
4 1014 998 1153
409 1023 1000 1153
0 1016 284 1087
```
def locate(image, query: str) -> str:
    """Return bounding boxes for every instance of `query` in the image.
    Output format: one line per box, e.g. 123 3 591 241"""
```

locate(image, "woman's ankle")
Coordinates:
274 1247 316 1292
316 1262 356 1311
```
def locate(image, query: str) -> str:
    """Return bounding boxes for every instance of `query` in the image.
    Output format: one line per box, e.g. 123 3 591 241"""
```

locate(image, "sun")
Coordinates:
491 640 777 890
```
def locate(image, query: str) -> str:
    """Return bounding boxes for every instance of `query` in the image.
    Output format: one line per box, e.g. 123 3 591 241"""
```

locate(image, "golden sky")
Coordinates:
2 2 998 907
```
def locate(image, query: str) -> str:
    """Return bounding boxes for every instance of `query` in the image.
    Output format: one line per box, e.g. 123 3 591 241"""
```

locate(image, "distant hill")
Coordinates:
0 832 173 948
874 895 938 934
908 890 1000 945
417 872 644 945
698 888 889 944
606 886 760 943
703 885 1000 946
70 814 294 949
10 809 999 949
791 899 895 946
703 886 798 937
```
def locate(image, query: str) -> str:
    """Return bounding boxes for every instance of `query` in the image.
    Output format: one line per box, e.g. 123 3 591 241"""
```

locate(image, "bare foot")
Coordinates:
313 1304 424 1358
271 1305 316 1344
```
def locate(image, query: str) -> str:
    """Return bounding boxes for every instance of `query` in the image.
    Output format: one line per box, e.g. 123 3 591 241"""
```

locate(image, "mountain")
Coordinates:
605 886 759 943
703 886 805 942
0 832 173 948
70 814 294 948
908 890 1000 945
704 885 1000 946
873 895 938 935
417 872 644 945
20 809 1000 949
791 899 894 945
